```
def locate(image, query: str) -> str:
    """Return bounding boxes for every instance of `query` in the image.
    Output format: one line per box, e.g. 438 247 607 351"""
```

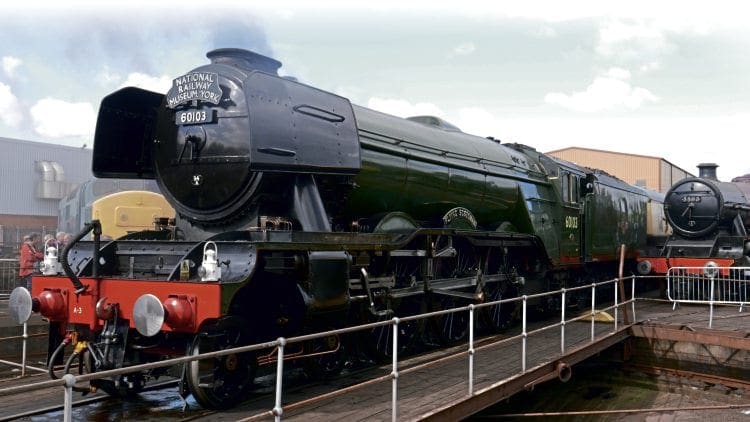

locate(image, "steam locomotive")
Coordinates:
637 163 750 276
10 49 655 409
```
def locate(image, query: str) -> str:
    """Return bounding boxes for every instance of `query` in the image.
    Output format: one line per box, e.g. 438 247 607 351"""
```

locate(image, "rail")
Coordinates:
0 273 643 422
666 266 750 328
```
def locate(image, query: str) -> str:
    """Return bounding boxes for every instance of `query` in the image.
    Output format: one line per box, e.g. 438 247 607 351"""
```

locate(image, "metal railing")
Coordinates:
0 225 57 258
667 266 750 327
0 323 48 378
0 275 640 422
0 322 49 378
0 259 20 296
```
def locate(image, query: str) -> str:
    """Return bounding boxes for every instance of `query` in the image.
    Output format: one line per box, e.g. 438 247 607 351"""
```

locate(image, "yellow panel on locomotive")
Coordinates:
92 190 175 239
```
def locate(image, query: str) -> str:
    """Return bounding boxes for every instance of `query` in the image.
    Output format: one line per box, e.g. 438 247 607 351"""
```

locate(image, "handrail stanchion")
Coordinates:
614 279 619 332
560 289 566 355
468 305 475 396
709 275 715 328
521 295 527 372
392 317 399 422
617 245 630 324
63 373 75 422
590 282 596 342
672 268 677 303
631 277 636 322
21 322 27 377
273 337 286 422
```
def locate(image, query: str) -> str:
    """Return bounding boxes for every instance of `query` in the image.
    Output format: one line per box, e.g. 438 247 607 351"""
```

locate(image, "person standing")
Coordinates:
62 232 72 249
56 231 68 250
43 233 55 246
19 232 44 291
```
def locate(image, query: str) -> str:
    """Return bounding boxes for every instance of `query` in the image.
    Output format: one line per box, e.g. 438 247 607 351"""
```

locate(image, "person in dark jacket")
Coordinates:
19 232 43 291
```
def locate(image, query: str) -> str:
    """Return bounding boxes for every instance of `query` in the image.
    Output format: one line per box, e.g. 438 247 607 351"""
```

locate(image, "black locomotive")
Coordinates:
12 49 655 409
638 163 750 275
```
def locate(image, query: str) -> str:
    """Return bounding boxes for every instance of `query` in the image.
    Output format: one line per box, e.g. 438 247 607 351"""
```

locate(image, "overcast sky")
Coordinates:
1 1 749 181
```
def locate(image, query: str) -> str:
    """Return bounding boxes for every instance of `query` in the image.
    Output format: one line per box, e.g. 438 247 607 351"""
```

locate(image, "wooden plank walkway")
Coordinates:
215 300 750 421
278 319 617 421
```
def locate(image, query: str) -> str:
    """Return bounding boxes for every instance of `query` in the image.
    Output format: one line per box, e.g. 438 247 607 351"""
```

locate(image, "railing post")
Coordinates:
63 373 75 422
468 305 474 396
392 317 399 422
273 337 286 422
590 283 596 342
614 279 619 332
521 296 527 372
21 322 27 377
709 276 715 328
668 269 677 310
631 277 636 322
617 245 631 324
560 289 566 355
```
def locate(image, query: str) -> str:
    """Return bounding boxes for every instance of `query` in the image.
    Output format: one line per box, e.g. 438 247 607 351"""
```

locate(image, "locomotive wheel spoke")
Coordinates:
433 295 470 345
366 297 423 363
187 317 256 409
432 235 476 344
481 280 518 332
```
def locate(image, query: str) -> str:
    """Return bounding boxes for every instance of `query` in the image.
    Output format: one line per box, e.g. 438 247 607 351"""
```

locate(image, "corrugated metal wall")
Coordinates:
660 160 692 191
548 148 660 191
0 137 93 216
547 147 694 193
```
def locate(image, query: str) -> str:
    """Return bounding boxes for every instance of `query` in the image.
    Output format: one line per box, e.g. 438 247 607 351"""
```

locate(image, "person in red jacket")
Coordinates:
19 232 43 291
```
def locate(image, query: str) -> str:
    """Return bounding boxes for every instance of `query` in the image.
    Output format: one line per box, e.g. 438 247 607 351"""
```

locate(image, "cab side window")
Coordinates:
569 174 578 203
561 172 579 203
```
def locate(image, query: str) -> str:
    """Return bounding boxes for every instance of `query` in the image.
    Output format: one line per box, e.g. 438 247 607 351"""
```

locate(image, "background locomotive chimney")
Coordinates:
207 48 281 75
697 163 719 180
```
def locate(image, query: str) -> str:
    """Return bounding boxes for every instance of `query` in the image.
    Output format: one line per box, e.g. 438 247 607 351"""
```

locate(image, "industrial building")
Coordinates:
0 137 92 254
546 146 693 193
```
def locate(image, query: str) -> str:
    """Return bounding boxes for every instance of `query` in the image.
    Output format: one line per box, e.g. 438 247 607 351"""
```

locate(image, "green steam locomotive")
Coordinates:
14 49 652 409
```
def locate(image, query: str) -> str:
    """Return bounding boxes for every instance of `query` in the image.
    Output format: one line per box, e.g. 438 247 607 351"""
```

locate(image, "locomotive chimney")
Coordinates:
698 163 719 181
206 48 281 75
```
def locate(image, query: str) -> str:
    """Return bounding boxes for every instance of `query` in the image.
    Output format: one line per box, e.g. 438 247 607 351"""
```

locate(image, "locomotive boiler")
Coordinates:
10 48 652 409
638 163 750 275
